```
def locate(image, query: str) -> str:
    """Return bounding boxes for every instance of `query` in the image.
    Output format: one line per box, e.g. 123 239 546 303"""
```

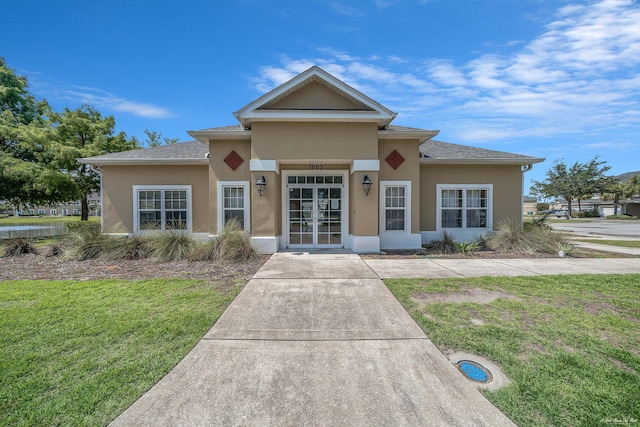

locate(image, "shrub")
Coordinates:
189 219 257 262
149 230 195 261
65 222 110 260
556 242 575 256
3 238 38 257
426 231 458 254
529 212 550 227
583 210 602 218
188 239 219 262
454 240 482 255
488 218 568 255
44 242 65 258
107 235 153 260
215 219 257 262
66 221 101 235
606 214 637 220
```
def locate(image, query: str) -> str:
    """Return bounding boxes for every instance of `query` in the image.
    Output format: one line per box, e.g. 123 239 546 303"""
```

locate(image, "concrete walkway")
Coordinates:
364 256 640 279
111 252 517 426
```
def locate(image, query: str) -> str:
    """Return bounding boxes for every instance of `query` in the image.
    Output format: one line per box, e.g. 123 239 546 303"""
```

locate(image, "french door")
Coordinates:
287 175 344 248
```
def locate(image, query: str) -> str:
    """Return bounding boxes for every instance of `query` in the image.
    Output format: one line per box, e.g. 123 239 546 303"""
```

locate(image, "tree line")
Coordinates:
530 157 640 216
0 57 175 220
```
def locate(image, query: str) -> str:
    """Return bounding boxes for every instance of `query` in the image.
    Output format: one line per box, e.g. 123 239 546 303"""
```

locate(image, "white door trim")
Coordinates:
281 170 349 249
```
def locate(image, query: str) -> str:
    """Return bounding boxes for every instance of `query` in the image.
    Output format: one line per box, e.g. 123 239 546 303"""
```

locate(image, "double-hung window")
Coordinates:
438 185 492 229
134 185 192 232
384 185 407 231
218 181 250 232
223 186 246 227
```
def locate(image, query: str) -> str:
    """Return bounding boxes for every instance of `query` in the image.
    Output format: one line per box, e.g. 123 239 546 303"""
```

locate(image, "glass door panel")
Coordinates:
287 181 343 248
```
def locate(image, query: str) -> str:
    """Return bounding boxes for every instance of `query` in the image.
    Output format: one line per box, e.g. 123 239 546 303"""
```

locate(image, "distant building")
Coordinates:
0 194 101 217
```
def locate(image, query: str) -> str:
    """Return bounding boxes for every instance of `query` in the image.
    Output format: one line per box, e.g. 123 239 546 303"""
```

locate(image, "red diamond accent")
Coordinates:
224 150 244 171
385 150 405 170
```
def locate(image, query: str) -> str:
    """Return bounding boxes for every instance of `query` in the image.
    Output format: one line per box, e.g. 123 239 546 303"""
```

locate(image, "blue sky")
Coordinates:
2 0 639 193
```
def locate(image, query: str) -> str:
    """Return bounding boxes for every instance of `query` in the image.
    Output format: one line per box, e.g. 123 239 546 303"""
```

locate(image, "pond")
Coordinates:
0 223 69 239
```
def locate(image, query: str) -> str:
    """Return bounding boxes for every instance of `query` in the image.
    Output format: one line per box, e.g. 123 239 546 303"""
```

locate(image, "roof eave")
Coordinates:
78 158 209 166
235 110 396 128
187 129 252 142
379 129 439 143
420 157 545 165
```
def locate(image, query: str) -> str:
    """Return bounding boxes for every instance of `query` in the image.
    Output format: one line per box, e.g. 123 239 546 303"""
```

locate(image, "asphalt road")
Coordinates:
548 219 640 240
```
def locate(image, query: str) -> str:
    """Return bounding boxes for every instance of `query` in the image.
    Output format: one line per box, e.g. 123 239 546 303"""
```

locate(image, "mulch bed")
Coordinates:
0 245 627 283
0 254 269 284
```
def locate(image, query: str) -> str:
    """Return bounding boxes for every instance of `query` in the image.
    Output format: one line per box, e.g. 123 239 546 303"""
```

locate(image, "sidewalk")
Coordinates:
363 256 640 279
110 252 516 426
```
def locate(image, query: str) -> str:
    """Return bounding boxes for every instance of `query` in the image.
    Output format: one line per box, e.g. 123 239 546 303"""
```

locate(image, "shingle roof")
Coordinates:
80 135 543 166
79 140 209 164
420 140 543 163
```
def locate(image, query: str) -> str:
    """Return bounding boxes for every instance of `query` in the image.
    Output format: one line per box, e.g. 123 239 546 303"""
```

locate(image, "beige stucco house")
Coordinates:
80 66 544 253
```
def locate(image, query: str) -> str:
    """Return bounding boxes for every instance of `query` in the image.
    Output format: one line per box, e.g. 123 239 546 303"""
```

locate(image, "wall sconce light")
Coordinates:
362 175 372 196
256 175 266 197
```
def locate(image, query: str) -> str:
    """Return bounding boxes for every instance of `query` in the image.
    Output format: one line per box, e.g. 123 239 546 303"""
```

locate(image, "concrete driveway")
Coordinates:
111 252 515 426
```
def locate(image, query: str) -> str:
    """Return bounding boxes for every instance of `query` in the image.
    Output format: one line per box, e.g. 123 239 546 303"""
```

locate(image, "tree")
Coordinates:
530 157 611 216
144 128 178 147
626 175 640 197
50 105 139 220
600 179 630 216
0 57 66 208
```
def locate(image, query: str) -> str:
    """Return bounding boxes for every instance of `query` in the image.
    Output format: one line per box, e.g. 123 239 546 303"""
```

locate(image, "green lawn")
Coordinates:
575 239 640 248
386 274 640 427
0 216 99 225
0 279 241 426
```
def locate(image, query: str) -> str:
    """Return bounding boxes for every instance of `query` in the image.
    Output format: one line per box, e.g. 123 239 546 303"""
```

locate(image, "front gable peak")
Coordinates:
234 66 397 129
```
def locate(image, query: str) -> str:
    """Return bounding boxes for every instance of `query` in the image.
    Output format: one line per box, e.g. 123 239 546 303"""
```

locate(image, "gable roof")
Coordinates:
78 140 209 165
233 66 397 129
79 137 544 167
420 140 544 165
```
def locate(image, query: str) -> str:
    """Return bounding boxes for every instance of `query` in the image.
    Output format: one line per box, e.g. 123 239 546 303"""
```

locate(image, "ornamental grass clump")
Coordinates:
65 222 112 260
426 231 458 254
488 218 569 255
454 240 483 255
2 238 38 257
44 242 65 258
189 219 257 262
149 230 195 261
107 235 153 260
215 219 257 262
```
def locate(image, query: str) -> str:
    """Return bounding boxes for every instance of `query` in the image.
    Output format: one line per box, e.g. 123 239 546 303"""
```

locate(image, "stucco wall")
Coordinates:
419 164 523 231
269 81 367 110
101 164 209 233
379 139 422 234
251 122 379 161
208 140 251 234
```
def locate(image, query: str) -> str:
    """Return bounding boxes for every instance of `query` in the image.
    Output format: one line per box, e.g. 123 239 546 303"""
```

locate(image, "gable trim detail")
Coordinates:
234 66 397 128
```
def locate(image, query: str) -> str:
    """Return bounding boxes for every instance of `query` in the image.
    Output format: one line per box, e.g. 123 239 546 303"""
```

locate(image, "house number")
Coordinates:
308 164 323 170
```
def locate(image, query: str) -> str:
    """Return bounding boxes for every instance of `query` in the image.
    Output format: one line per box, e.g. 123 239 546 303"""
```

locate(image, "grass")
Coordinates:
0 216 99 225
385 274 640 427
576 239 640 248
0 278 242 426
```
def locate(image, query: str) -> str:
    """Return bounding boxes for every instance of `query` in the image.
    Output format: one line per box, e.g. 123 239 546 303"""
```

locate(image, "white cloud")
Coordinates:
64 86 174 119
252 0 640 143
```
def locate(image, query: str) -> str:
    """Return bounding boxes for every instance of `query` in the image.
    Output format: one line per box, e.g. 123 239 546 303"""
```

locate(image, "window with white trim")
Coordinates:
438 185 492 229
384 185 407 231
134 186 192 232
223 186 246 228
218 181 250 232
